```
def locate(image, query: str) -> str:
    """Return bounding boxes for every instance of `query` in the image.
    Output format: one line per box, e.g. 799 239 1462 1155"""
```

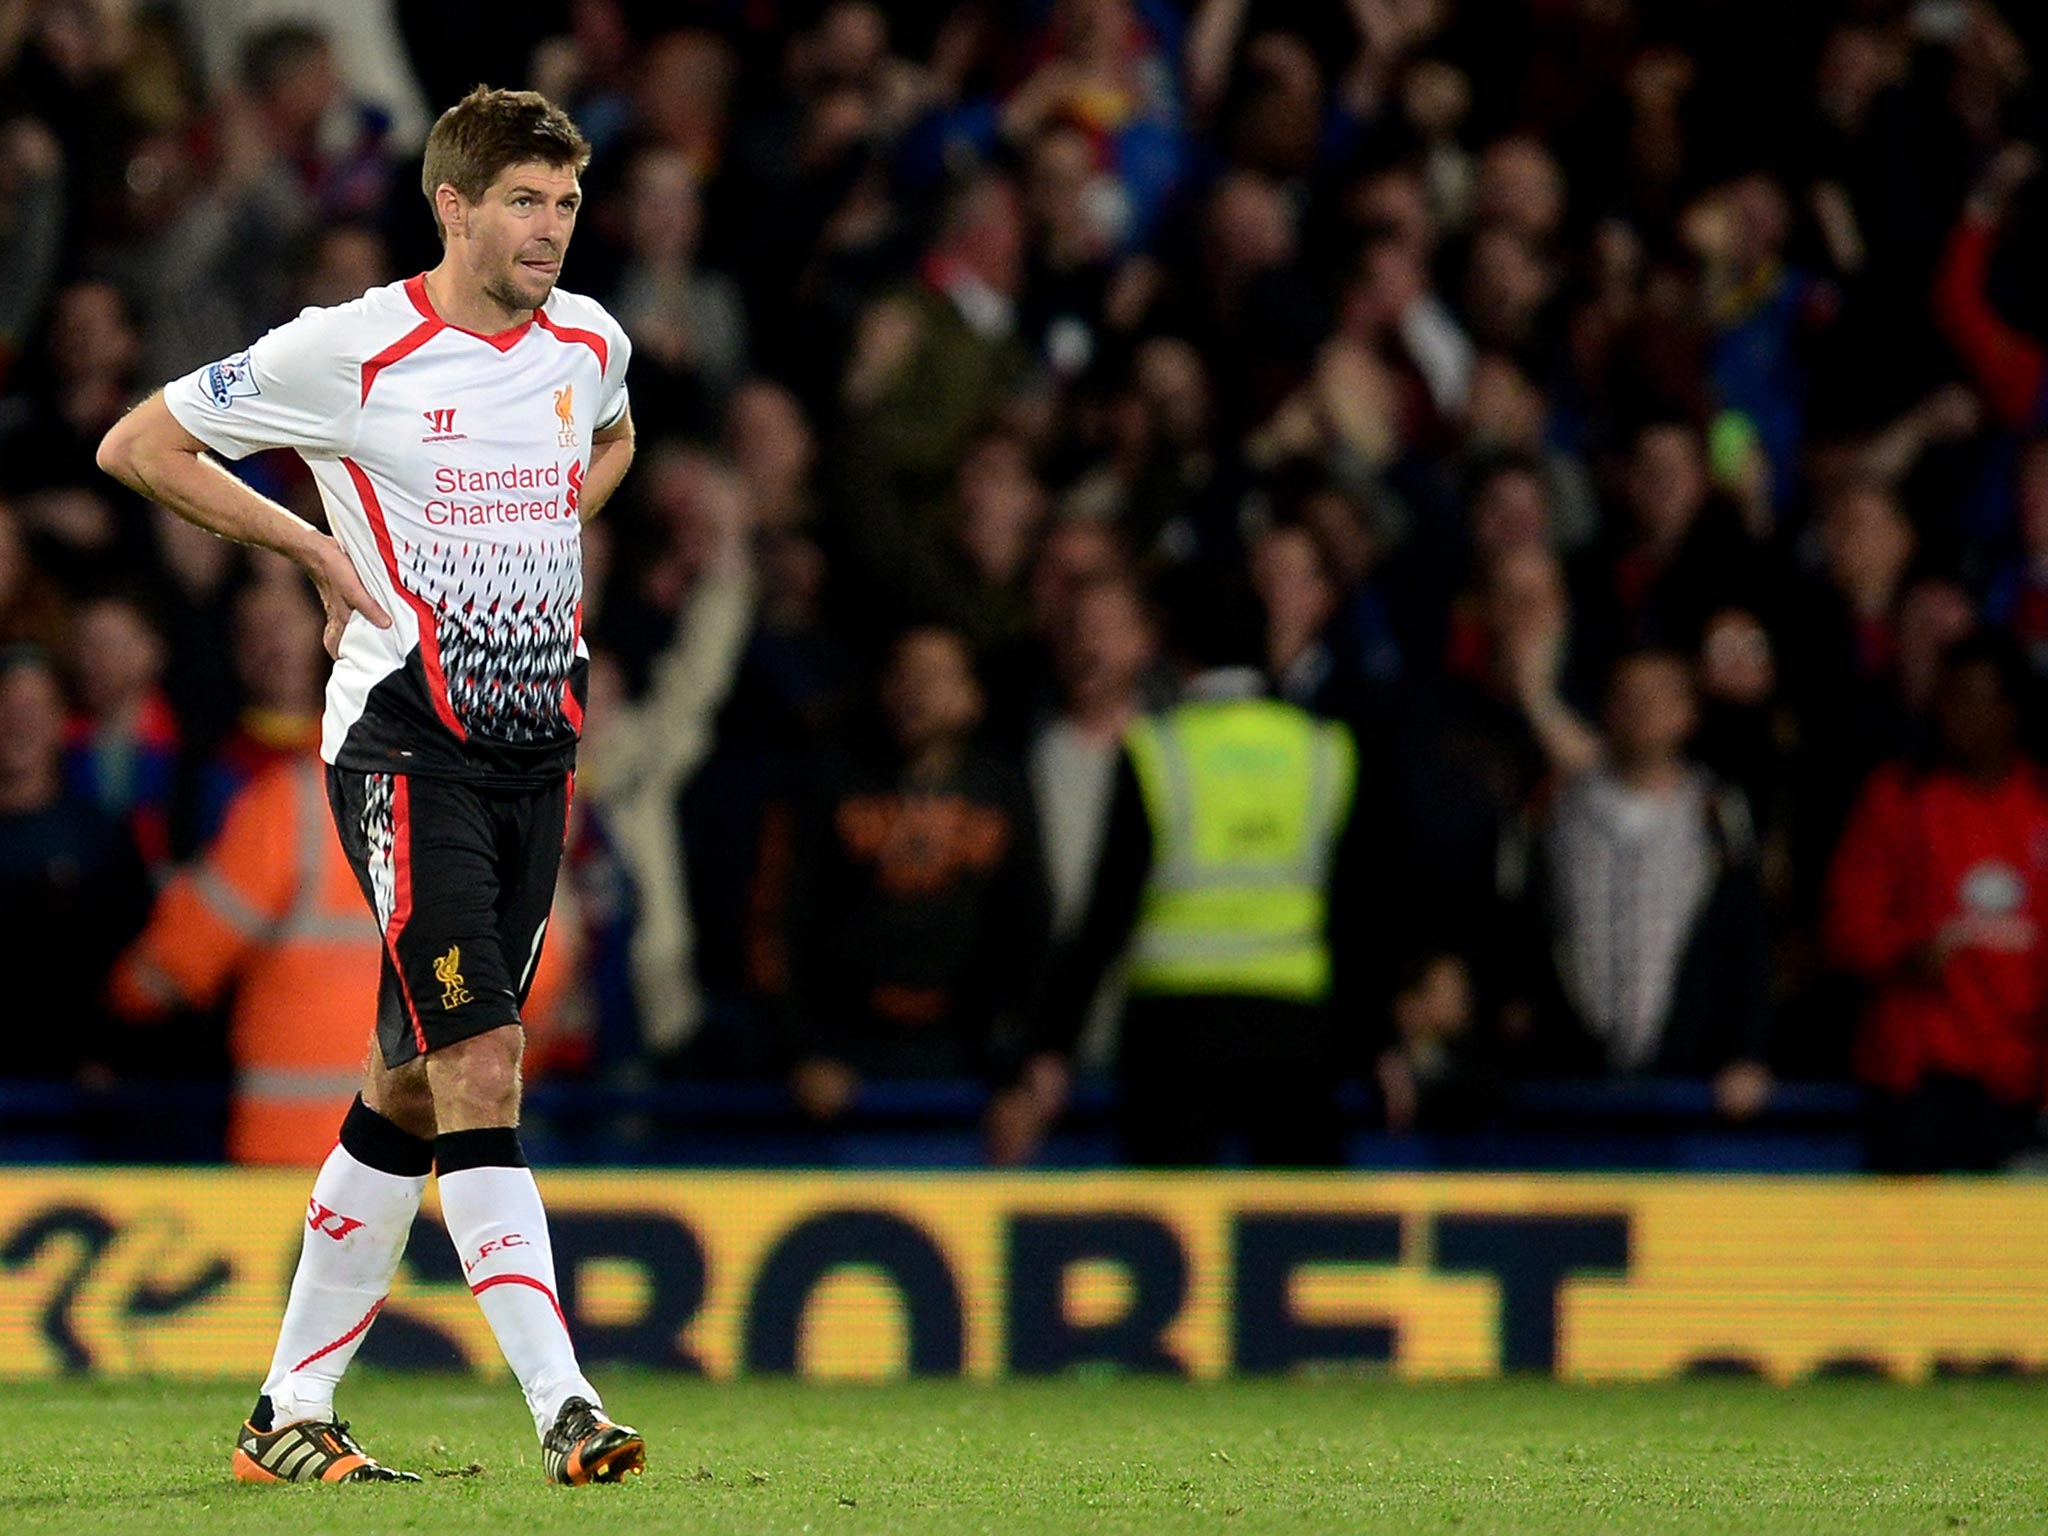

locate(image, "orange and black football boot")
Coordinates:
541 1396 646 1485
232 1415 420 1483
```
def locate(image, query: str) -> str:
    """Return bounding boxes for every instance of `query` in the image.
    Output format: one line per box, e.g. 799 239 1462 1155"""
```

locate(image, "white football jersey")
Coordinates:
165 274 630 782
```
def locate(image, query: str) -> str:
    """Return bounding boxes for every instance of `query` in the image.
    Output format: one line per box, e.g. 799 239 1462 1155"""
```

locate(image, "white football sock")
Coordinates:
261 1143 426 1426
438 1160 598 1435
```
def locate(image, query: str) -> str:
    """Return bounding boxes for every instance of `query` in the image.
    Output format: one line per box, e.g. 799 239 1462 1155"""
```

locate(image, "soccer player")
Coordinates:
97 87 642 1486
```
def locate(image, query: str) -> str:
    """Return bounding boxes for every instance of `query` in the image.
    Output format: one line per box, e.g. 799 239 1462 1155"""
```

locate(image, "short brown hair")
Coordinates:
421 86 591 242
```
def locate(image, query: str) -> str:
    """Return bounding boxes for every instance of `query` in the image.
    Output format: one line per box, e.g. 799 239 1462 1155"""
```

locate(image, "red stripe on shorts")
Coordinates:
386 776 426 1053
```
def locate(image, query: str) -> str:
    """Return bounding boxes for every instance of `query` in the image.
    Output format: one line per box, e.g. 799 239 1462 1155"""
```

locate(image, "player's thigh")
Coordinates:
330 768 521 1066
492 771 573 1009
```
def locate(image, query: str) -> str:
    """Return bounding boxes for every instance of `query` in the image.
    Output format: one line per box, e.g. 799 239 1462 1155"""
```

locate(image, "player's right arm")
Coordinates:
97 394 391 657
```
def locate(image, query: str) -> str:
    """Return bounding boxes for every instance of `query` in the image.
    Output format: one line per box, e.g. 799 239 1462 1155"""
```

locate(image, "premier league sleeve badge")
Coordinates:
202 350 262 409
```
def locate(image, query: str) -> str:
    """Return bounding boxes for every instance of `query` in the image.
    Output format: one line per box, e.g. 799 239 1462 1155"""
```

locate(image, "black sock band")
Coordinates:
435 1126 526 1174
338 1095 434 1178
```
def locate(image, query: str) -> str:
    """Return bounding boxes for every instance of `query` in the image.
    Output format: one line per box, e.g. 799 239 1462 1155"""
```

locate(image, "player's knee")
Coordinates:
425 1024 525 1129
367 1060 437 1141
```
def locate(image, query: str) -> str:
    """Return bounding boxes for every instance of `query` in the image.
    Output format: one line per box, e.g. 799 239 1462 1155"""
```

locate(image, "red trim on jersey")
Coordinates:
404 273 532 351
359 317 442 404
561 601 584 734
342 457 467 743
386 776 427 1054
563 770 576 847
470 1272 571 1332
533 308 608 371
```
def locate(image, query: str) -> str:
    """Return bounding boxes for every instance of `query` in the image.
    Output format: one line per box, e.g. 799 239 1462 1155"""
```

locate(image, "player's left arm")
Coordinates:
579 405 634 524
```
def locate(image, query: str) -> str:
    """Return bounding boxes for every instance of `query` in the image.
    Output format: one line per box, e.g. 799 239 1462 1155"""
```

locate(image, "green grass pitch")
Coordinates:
4 1373 2044 1534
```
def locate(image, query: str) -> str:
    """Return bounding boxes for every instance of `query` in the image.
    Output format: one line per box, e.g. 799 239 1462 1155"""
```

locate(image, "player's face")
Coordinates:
467 160 582 314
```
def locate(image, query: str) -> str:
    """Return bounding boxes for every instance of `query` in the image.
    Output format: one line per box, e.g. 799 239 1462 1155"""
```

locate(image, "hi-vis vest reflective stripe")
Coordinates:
1124 699 1356 1001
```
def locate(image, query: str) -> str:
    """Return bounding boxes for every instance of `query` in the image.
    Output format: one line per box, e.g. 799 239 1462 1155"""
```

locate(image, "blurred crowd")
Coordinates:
10 0 2048 1170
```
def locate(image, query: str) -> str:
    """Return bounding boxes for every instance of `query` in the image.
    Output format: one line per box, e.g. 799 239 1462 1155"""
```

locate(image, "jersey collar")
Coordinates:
405 273 534 351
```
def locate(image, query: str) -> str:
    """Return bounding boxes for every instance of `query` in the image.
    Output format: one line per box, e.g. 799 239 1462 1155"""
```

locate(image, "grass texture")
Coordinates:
4 1372 2042 1535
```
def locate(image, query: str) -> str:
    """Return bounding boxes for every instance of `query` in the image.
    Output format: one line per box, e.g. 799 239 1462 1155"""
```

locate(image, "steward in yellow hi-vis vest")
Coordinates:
1123 699 1354 1001
998 568 1366 1168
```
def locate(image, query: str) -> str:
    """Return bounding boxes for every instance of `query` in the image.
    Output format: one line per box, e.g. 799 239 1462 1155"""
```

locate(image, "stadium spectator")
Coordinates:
182 1 430 154
1181 170 1318 440
1025 572 1161 1076
0 499 70 653
1376 953 1499 1136
1462 355 1600 552
1018 121 1126 383
950 428 1053 657
1458 226 1550 382
1292 478 1404 691
143 504 243 755
1254 522 1340 711
125 24 385 380
1573 417 1764 672
292 223 396 313
1825 630 2048 1173
1692 606 1797 871
1896 575 1981 724
761 626 1050 1120
64 590 180 875
1516 650 1774 1115
995 0 1186 250
1781 478 1926 909
1003 568 1367 1167
107 755 383 1165
838 422 1052 667
0 115 64 393
1029 518 1132 651
187 566 325 843
1786 478 1920 763
0 646 150 1083
230 22 393 220
1436 455 1560 680
0 281 149 576
725 380 817 535
608 146 749 439
680 522 858 1074
1062 336 1217 564
1472 135 1567 248
0 0 153 259
576 458 755 1062
1395 546 1590 970
110 759 579 1165
841 170 1030 491
1687 172 1833 501
1935 143 2042 432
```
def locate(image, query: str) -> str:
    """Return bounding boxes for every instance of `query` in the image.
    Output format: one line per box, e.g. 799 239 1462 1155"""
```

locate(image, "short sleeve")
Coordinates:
596 319 632 432
163 306 360 461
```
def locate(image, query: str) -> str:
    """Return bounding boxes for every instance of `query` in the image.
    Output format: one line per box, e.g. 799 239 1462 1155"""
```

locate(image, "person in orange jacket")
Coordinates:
109 754 575 1164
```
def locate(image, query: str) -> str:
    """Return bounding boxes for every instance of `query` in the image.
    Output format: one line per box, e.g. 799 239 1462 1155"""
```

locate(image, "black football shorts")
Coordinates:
327 767 571 1067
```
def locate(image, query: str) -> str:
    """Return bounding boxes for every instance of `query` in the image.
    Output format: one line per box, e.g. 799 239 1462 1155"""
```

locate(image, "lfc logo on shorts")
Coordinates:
435 944 473 1010
553 385 576 447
